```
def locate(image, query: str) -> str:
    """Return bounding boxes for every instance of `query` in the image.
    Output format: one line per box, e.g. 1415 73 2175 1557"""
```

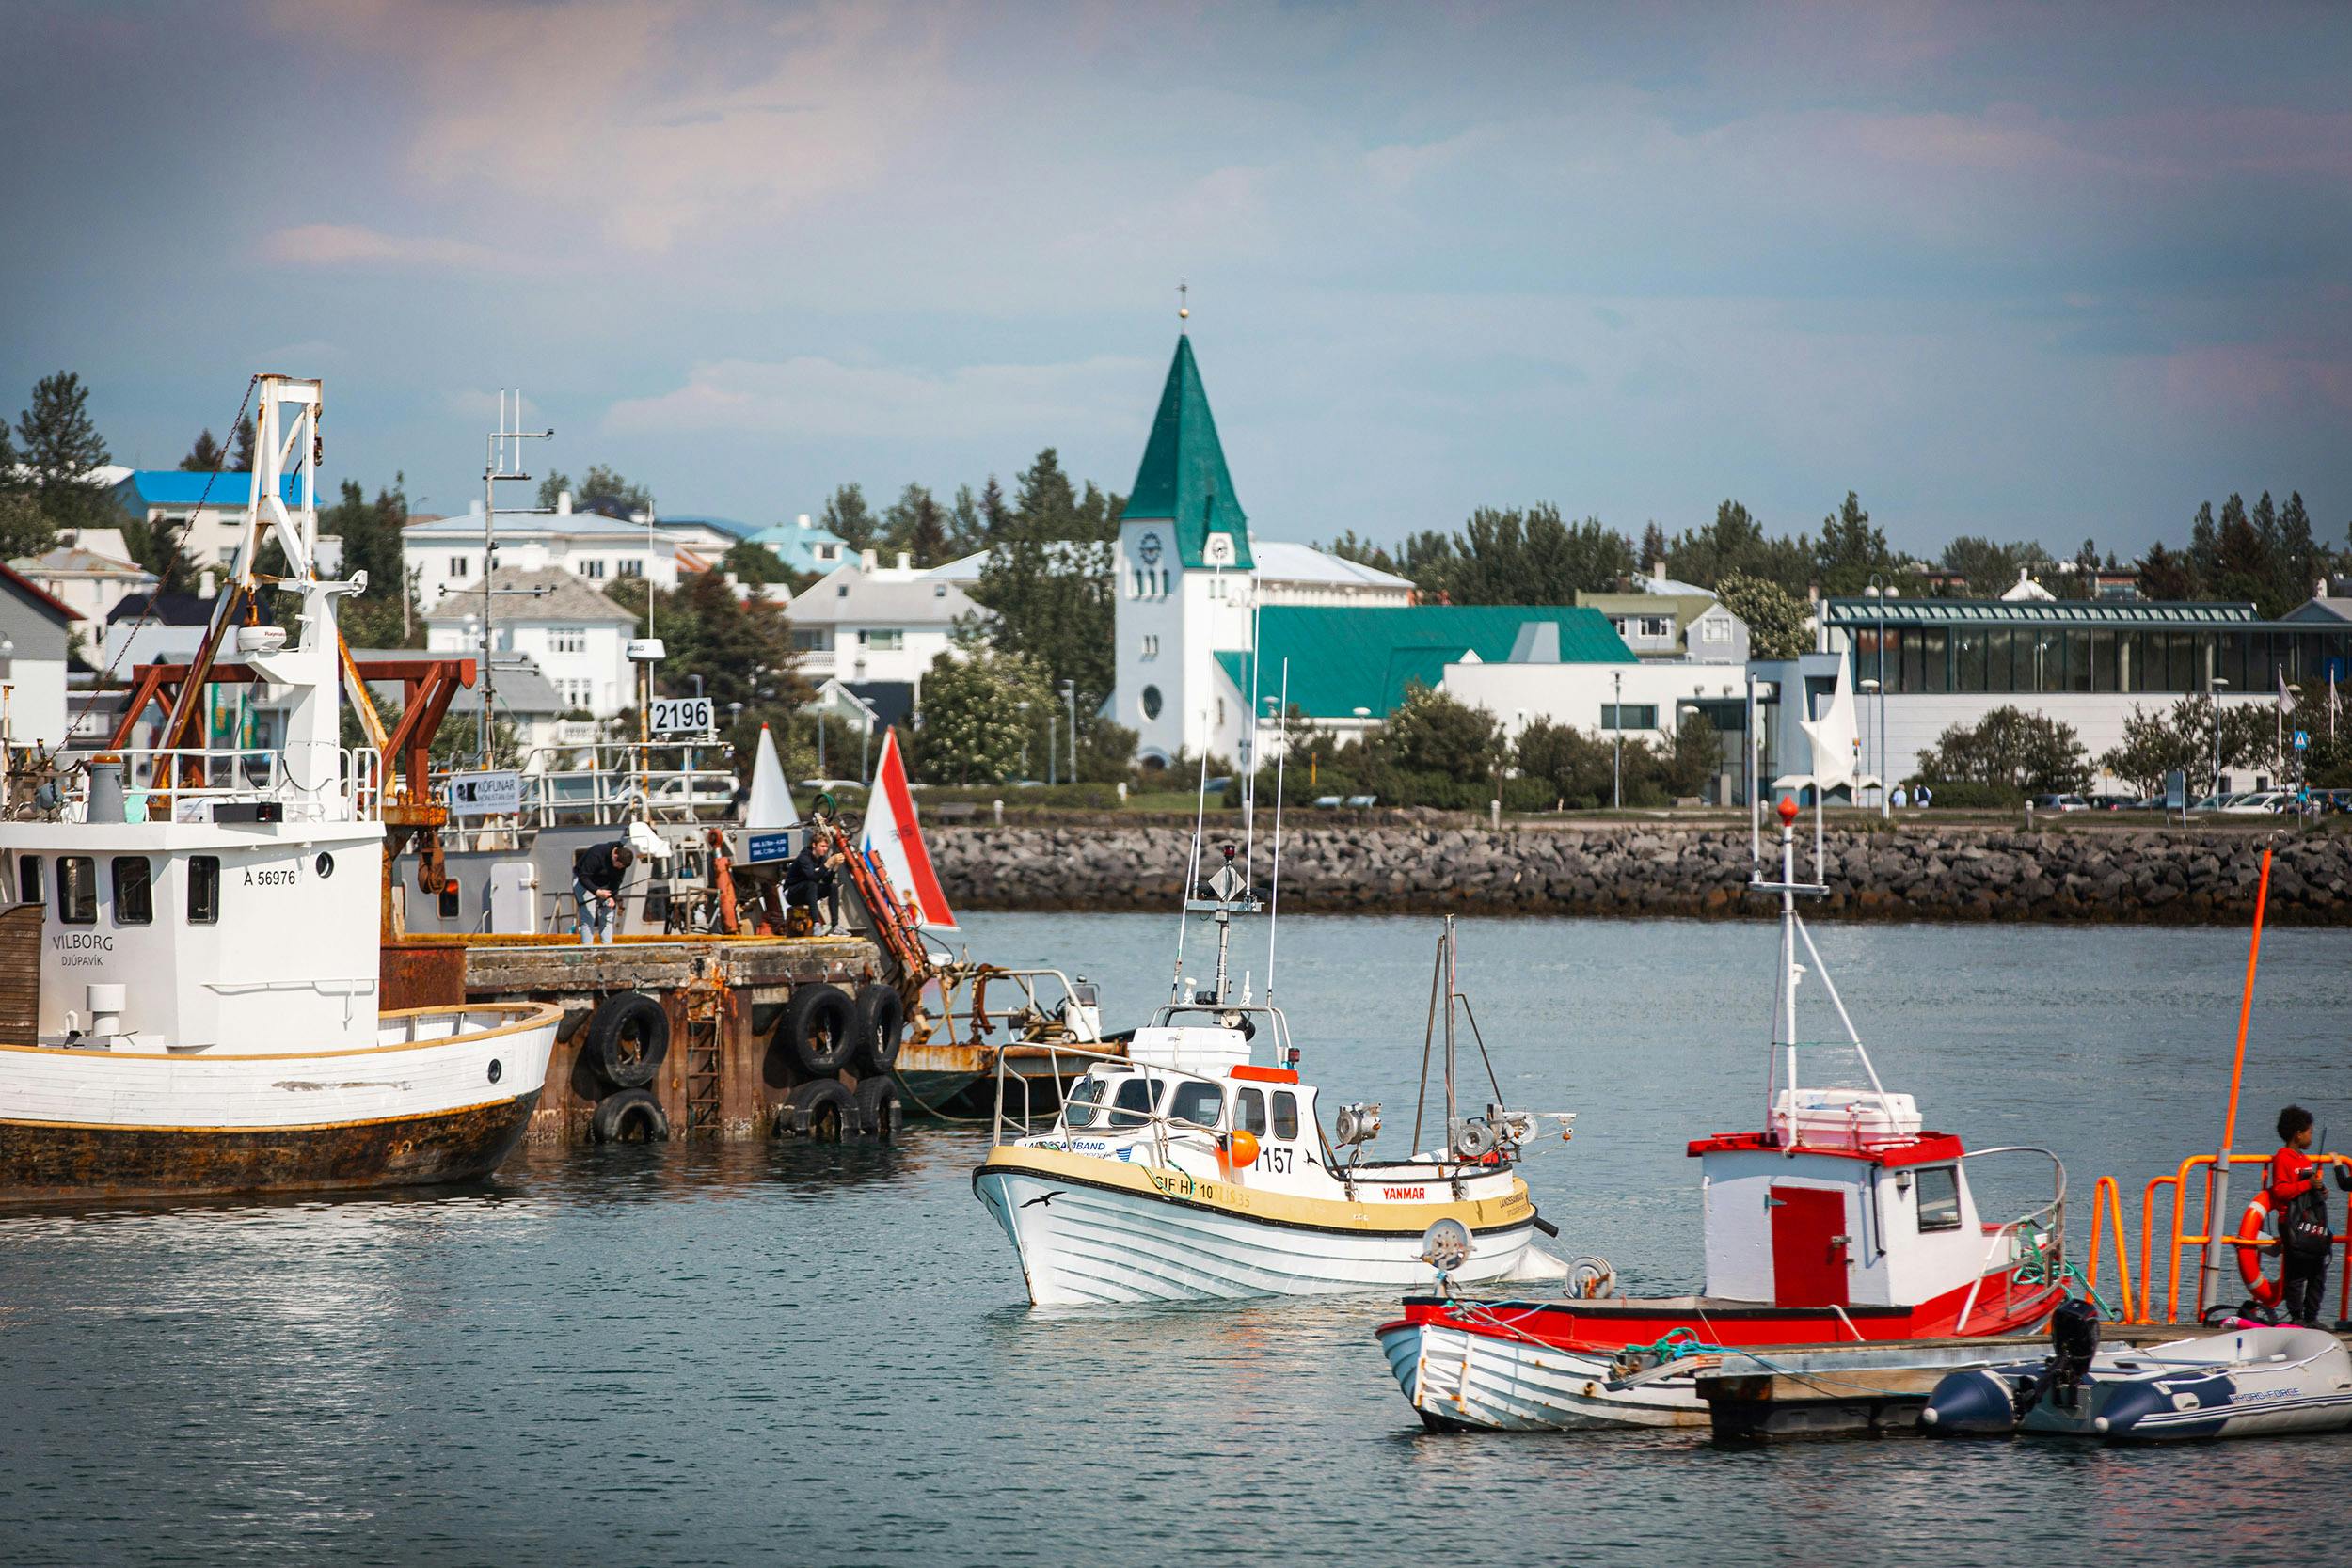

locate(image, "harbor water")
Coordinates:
4 911 2347 1566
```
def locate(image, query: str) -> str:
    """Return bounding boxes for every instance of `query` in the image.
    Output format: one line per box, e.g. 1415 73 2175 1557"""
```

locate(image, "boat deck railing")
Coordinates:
1950 1145 2068 1334
426 740 739 828
81 744 382 824
991 1039 1231 1164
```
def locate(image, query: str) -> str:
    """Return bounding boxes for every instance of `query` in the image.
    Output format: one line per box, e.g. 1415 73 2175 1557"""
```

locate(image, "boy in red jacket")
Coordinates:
2269 1106 2327 1325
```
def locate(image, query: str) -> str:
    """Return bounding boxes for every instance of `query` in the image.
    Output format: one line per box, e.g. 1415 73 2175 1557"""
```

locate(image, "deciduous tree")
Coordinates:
1714 571 1809 658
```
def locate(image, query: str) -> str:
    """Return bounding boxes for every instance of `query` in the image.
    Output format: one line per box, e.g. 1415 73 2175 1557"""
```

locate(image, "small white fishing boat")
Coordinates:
974 673 1568 1305
1376 735 2071 1432
1925 1316 2352 1441
0 375 559 1202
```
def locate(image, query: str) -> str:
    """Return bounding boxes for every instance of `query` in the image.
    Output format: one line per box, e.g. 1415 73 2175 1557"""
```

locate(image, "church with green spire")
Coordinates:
1110 333 1637 769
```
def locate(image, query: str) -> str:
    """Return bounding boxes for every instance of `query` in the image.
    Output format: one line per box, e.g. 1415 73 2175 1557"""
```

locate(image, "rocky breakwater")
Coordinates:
929 822 2352 925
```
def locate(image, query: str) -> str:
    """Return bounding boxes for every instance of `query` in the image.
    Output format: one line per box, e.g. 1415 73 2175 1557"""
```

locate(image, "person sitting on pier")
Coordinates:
2268 1105 2332 1325
572 840 636 946
785 835 847 936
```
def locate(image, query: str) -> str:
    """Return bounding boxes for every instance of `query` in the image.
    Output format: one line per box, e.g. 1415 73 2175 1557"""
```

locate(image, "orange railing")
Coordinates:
2110 1150 2351 1324
2083 1175 2136 1325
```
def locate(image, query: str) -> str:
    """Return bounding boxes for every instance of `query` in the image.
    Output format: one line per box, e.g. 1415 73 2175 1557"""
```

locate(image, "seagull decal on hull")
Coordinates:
1021 1191 1063 1209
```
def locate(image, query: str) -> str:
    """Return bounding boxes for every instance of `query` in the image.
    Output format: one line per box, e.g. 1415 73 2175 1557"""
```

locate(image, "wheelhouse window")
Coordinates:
1272 1090 1299 1140
15 854 40 908
111 857 153 926
1108 1075 1163 1128
1236 1086 1268 1138
1168 1081 1223 1129
1915 1165 1963 1232
1064 1075 1108 1129
188 856 220 925
57 857 97 926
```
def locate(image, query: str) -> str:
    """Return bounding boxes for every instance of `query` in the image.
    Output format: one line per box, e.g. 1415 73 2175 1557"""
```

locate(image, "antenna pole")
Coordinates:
480 388 553 769
1169 740 1212 1002
1265 659 1290 1001
1781 812 1800 1142
1443 915 1460 1157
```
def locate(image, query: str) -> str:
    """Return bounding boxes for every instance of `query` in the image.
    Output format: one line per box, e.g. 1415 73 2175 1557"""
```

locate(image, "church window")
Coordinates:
1141 686 1163 721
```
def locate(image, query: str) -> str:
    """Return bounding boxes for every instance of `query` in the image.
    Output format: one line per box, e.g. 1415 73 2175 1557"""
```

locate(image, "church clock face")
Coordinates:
1137 531 1163 566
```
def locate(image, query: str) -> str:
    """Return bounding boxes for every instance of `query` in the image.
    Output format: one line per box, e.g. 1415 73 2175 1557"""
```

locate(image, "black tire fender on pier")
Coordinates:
783 983 857 1076
778 1078 856 1142
853 1074 902 1140
852 985 906 1075
591 1086 671 1143
583 990 670 1089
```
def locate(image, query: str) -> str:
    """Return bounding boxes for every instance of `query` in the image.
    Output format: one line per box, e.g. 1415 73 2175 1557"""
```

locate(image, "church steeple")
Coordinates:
1123 335 1253 570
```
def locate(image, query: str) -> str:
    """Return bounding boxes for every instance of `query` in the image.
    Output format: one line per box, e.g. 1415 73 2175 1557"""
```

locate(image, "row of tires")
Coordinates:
574 981 908 1094
587 1076 902 1144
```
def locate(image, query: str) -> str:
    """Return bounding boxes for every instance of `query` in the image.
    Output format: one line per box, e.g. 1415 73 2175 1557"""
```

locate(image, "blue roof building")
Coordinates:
746 514 852 577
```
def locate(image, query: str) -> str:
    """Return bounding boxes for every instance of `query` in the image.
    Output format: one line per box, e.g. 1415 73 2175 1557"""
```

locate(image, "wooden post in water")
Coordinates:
2197 845 2274 1319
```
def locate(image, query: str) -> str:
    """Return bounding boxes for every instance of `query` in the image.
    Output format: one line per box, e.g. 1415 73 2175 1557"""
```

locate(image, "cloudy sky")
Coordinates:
3 1 2346 558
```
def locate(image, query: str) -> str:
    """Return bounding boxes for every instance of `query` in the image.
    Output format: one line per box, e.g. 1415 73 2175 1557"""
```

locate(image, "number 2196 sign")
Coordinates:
652 696 715 734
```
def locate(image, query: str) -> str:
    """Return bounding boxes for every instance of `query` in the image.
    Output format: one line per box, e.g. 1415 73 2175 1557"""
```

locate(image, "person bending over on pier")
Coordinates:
785 836 847 935
2268 1105 2332 1325
573 841 636 946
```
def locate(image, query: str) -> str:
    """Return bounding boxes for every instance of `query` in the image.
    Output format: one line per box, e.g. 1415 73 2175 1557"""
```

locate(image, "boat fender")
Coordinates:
2234 1191 2284 1309
1532 1213 1560 1239
583 991 671 1089
590 1086 670 1144
852 985 906 1075
1227 1130 1261 1167
783 983 858 1076
853 1074 903 1139
778 1077 856 1141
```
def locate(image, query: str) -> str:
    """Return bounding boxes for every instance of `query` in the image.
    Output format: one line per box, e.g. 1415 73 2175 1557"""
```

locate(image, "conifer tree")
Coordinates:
180 428 227 472
15 372 112 536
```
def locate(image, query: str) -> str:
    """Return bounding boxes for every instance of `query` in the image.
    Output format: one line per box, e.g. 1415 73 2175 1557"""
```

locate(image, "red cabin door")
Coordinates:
1768 1185 1850 1307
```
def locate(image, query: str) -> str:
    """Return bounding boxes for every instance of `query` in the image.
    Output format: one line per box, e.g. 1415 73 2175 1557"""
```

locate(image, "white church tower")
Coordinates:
1113 332 1259 765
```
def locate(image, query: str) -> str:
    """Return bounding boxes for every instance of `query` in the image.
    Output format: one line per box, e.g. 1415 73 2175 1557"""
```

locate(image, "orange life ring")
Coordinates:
2235 1189 2283 1307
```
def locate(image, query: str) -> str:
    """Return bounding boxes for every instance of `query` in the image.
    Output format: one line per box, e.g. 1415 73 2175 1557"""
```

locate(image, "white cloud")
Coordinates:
256 223 532 274
604 355 1153 441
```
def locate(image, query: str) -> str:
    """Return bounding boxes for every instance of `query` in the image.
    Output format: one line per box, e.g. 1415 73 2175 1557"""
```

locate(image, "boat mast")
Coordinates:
479 391 553 769
1442 915 1459 1154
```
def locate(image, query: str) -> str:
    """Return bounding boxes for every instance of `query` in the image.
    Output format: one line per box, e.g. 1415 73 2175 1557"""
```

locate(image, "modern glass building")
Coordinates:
1822 597 2352 697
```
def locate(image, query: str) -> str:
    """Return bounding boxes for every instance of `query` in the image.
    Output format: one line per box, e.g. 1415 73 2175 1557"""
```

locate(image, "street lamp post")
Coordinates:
2208 675 2229 800
1047 709 1057 786
1866 575 1892 818
1061 679 1078 784
1018 700 1032 781
1612 670 1623 811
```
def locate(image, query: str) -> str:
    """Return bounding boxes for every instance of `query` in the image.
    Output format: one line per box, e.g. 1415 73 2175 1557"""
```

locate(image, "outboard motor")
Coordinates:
2042 1295 2102 1410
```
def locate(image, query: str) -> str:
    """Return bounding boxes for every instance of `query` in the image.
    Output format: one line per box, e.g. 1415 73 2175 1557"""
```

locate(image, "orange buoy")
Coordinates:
2234 1190 2283 1308
1229 1130 1260 1168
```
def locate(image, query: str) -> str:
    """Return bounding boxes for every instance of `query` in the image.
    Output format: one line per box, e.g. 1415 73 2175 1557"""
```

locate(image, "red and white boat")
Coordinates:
1377 785 2070 1430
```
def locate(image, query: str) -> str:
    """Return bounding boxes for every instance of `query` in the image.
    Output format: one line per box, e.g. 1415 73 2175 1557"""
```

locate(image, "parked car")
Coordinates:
2086 793 2138 812
2219 790 2288 815
2034 794 2090 813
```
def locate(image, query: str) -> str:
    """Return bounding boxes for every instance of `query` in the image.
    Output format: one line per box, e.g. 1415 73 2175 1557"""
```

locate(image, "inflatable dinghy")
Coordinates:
1925 1319 2352 1442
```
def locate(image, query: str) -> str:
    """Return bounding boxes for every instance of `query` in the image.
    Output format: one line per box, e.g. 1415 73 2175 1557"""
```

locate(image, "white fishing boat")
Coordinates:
0 374 559 1202
974 666 1569 1305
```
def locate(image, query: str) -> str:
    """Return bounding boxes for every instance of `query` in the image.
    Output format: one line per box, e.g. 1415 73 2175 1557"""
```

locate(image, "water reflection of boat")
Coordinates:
0 375 559 1204
1377 784 2068 1431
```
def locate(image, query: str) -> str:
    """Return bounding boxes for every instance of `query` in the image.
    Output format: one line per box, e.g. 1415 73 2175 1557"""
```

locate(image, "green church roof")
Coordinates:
1124 336 1253 570
1214 605 1636 721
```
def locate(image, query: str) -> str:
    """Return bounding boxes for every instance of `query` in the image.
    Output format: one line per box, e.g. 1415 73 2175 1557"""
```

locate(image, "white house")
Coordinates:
782 549 980 732
10 528 156 643
0 562 75 751
405 494 698 611
423 566 636 719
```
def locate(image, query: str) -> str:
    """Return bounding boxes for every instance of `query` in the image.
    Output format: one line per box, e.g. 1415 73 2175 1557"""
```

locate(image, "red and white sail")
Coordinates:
862 727 957 930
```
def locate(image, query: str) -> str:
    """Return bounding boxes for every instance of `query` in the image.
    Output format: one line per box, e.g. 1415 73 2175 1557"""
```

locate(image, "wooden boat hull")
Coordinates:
1376 1275 2066 1432
974 1145 1549 1306
0 1004 558 1203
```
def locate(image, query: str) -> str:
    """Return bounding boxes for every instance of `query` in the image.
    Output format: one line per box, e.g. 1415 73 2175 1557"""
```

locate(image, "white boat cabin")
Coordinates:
1690 1088 2051 1317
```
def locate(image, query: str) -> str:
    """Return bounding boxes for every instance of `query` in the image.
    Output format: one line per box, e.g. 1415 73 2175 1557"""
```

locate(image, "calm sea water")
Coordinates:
5 911 2349 1567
